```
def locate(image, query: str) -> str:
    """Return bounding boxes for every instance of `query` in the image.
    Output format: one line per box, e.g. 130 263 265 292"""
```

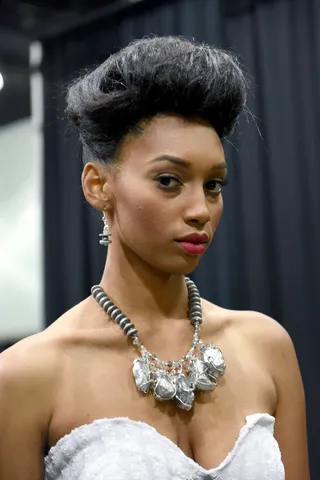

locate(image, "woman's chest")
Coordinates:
47 342 277 470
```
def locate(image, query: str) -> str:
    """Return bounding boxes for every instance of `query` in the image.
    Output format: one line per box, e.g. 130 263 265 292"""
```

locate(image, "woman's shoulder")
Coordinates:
201 299 297 400
201 297 293 360
0 299 94 392
0 329 65 396
0 331 66 443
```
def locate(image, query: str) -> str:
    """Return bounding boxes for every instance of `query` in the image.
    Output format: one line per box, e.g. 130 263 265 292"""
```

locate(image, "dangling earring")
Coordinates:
99 212 112 246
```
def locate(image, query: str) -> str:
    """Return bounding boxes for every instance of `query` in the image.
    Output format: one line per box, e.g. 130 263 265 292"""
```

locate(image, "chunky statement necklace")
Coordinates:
91 277 226 410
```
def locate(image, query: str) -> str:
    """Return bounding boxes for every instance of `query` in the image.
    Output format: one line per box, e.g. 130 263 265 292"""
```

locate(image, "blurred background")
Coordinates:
0 0 319 476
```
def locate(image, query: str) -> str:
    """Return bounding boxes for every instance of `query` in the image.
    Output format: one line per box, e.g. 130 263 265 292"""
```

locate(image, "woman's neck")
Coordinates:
99 246 190 326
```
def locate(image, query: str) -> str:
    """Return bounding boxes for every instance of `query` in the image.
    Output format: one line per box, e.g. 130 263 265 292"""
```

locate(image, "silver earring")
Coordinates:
99 213 112 246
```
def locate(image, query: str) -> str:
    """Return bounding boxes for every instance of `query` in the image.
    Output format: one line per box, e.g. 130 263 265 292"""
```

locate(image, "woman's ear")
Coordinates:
81 162 113 211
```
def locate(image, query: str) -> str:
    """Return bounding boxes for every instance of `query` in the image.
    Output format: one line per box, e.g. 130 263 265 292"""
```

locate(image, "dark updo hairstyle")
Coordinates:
66 36 248 165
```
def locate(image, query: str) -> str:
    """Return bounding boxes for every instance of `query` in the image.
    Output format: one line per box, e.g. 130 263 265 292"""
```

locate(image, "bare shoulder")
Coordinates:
201 299 299 388
202 298 303 397
0 330 65 415
202 298 293 361
0 330 69 479
1 329 62 371
0 297 104 418
0 295 117 385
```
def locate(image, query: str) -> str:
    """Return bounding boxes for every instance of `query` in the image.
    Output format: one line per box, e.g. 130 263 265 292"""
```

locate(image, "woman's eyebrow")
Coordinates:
150 154 227 171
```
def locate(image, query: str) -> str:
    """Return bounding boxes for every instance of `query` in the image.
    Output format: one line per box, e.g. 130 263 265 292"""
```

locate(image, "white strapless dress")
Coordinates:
44 413 285 479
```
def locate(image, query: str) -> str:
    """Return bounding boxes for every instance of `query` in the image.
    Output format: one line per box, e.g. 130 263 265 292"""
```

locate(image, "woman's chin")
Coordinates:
155 255 202 276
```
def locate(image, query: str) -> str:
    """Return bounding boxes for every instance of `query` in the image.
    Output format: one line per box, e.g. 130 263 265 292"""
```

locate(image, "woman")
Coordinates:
0 36 309 479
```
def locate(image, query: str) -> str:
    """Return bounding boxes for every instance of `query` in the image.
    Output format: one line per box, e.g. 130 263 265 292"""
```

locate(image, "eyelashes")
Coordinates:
206 178 229 193
155 175 181 189
155 174 228 194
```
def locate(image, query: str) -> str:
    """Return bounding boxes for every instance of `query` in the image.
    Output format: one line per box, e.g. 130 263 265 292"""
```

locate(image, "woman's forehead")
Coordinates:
118 115 225 168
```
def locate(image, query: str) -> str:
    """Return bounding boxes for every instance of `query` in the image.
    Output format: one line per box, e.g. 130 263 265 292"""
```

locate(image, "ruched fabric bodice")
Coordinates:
45 413 285 480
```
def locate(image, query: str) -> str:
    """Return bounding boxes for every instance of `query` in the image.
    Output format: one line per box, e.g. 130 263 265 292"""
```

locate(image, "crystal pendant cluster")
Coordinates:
91 277 226 410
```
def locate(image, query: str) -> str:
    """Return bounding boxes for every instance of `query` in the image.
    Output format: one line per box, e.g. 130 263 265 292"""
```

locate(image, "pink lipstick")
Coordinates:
176 233 209 256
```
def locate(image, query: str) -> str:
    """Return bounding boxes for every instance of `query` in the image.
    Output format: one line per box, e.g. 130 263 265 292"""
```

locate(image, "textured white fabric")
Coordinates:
45 413 285 480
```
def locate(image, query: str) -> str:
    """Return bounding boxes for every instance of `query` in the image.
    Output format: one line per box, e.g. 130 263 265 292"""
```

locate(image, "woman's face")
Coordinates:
108 114 227 275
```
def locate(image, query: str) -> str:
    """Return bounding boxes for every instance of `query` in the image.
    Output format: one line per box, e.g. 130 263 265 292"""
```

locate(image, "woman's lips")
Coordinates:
176 241 207 255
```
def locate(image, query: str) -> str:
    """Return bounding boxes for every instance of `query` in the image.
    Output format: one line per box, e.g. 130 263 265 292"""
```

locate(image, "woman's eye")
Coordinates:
206 179 225 194
156 175 182 189
155 175 227 193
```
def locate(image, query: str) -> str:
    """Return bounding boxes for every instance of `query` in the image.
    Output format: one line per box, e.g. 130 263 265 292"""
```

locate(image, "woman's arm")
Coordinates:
272 328 310 480
0 336 58 479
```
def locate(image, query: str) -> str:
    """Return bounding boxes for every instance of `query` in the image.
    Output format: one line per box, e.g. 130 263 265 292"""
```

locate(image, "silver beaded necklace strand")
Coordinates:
91 277 226 410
